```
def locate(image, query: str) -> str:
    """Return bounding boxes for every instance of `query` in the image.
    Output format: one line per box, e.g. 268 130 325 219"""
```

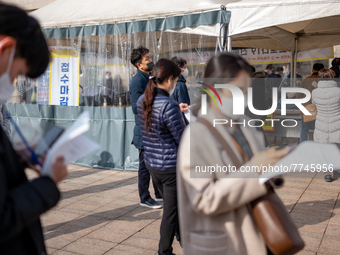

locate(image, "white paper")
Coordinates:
184 110 191 123
184 104 196 123
259 141 340 184
42 112 100 179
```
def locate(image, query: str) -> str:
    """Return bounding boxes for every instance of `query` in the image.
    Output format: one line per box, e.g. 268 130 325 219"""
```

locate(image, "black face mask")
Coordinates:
146 61 154 72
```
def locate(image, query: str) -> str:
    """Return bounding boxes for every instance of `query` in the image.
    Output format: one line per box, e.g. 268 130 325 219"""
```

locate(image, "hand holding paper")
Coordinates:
184 104 196 123
259 141 340 184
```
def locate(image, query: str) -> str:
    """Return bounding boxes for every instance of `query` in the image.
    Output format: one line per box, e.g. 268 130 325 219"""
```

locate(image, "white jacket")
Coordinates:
312 80 340 143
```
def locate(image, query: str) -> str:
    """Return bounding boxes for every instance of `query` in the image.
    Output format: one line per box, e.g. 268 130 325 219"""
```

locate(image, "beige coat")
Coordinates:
177 109 269 255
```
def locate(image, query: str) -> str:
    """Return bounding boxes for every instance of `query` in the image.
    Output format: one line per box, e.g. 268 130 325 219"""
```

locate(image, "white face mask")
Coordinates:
0 49 15 103
181 68 189 78
169 80 177 95
218 94 248 118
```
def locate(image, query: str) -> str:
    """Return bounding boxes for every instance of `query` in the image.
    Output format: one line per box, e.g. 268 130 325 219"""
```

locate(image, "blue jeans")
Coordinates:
300 119 315 143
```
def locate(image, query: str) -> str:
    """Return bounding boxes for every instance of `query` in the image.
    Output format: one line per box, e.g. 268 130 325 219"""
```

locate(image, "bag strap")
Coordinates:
197 118 275 191
196 118 242 169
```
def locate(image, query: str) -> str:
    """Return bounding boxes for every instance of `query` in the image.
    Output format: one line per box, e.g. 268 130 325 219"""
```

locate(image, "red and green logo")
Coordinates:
197 82 222 106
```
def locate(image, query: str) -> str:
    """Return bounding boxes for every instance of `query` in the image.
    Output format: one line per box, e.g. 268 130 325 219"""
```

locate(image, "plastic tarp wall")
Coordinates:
8 10 230 170
6 103 138 170
42 10 230 108
10 10 230 106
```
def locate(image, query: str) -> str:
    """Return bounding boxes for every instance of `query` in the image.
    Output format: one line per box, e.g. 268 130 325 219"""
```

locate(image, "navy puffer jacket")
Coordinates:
137 87 186 172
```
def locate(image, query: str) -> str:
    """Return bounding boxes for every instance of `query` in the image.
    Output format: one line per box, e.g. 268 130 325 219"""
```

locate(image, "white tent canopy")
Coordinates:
32 0 238 28
226 0 340 52
29 0 239 110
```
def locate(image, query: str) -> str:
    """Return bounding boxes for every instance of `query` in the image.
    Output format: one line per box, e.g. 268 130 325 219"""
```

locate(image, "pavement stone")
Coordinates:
105 244 155 255
120 236 159 251
52 250 80 255
62 237 116 255
24 164 340 255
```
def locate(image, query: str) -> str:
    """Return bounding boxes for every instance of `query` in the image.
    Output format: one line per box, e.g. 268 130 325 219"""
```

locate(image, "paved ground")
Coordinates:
26 165 340 255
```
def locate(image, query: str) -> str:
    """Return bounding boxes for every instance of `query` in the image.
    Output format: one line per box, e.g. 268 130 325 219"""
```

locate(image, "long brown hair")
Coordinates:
143 58 181 132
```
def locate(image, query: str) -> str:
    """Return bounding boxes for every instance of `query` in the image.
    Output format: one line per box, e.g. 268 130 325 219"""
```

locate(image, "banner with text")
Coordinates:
179 47 333 66
233 47 333 65
49 48 79 106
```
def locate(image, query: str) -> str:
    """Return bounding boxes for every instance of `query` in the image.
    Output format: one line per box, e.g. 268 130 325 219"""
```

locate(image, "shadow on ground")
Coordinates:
286 199 335 229
44 204 161 240
61 176 137 199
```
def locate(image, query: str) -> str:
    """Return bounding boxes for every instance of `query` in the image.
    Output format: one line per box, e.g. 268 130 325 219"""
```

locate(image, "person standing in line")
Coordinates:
265 64 283 91
170 56 190 105
297 63 324 143
245 71 269 147
177 53 289 255
264 64 275 78
137 59 187 255
312 68 340 182
264 64 276 102
286 72 303 87
170 56 190 124
330 57 340 78
274 66 284 78
0 4 68 254
272 66 284 88
129 46 162 209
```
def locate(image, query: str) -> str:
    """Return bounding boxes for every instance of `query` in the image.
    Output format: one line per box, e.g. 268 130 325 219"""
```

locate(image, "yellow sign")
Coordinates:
263 114 275 132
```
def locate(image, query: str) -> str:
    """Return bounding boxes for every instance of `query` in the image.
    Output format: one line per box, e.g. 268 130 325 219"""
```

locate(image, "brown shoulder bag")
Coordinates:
197 118 305 255
303 104 317 122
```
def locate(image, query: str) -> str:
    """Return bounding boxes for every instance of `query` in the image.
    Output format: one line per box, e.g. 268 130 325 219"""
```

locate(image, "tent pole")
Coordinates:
293 36 298 87
227 36 232 52
290 52 294 87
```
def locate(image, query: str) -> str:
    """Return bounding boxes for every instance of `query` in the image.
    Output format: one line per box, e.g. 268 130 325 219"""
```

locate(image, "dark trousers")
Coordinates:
148 167 180 255
138 149 161 203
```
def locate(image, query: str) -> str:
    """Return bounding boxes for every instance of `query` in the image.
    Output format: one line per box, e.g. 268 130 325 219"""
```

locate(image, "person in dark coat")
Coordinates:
129 46 162 209
137 59 187 255
245 71 269 147
264 64 283 92
330 57 340 78
0 4 68 254
170 56 190 105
